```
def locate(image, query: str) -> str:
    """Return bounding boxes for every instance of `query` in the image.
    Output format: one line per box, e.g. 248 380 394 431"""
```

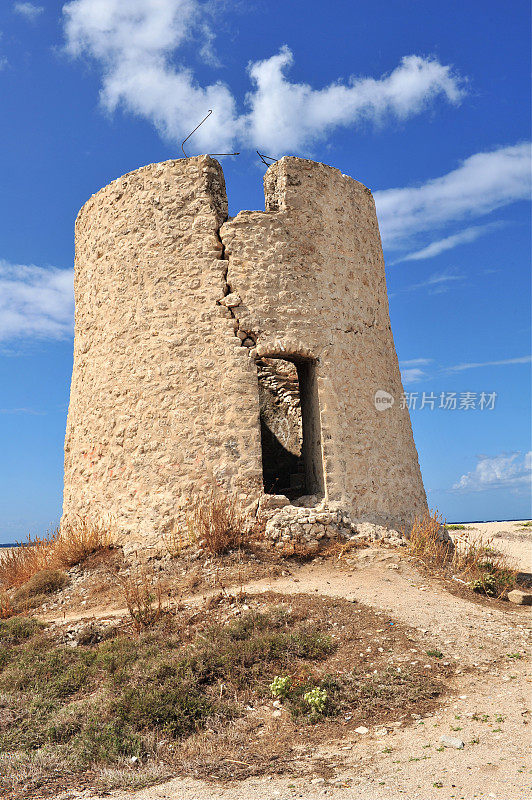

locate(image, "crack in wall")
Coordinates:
215 224 257 350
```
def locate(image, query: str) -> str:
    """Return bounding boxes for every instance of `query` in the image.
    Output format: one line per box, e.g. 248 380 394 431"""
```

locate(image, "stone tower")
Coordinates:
63 156 427 550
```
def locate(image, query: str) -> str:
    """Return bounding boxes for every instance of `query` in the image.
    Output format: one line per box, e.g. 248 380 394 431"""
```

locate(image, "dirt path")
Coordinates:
65 548 531 800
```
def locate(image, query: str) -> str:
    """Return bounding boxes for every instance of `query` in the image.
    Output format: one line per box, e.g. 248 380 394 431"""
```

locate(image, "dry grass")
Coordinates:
407 510 453 562
164 523 194 557
11 569 68 613
407 510 519 598
0 592 450 797
0 518 112 591
0 593 15 620
178 488 262 556
115 569 165 633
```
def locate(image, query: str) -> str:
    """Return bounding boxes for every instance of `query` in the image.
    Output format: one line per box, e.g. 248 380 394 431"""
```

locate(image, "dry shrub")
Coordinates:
451 530 518 597
116 569 164 632
407 510 519 599
320 538 367 560
0 518 112 591
407 510 453 564
164 523 193 558
0 593 15 619
54 518 112 568
0 536 53 590
278 539 320 560
183 488 259 556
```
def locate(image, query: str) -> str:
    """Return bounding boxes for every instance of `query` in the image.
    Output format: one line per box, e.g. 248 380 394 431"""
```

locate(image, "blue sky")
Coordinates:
0 0 530 542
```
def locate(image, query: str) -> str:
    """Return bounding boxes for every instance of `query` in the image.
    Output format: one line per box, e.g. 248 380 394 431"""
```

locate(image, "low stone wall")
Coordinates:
261 498 407 549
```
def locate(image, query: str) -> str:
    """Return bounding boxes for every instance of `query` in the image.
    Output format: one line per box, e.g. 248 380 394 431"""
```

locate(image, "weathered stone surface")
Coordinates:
63 155 427 552
508 589 532 605
63 157 263 551
221 157 427 530
439 735 465 749
263 501 406 549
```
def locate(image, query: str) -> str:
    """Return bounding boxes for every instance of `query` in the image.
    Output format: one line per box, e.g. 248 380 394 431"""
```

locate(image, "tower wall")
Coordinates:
63 155 427 550
63 157 263 549
221 157 427 527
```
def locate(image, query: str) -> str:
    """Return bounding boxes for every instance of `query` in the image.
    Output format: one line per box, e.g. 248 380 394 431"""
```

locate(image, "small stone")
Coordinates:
311 777 325 784
272 709 282 718
218 292 241 308
508 589 532 605
355 726 369 734
439 735 464 749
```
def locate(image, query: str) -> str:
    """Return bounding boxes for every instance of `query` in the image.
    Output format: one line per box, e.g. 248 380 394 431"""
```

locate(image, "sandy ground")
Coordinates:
56 536 532 800
449 520 532 572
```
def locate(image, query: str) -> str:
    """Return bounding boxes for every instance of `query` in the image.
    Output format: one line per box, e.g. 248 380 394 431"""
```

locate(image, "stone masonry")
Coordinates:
63 155 428 551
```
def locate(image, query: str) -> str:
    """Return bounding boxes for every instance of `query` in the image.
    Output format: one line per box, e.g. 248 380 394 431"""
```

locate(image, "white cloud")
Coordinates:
0 31 5 70
393 222 502 263
400 358 433 367
390 270 464 298
0 260 74 341
63 0 239 153
14 2 44 21
0 407 44 415
375 143 531 249
452 451 532 492
62 1 464 153
398 354 531 384
446 355 531 373
244 49 464 153
400 358 433 384
400 367 426 385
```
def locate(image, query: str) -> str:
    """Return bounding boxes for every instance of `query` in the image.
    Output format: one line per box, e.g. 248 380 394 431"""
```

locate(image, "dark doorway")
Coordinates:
257 356 324 500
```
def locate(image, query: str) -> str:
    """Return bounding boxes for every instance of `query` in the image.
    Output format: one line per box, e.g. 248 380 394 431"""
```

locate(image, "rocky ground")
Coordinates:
1 521 530 800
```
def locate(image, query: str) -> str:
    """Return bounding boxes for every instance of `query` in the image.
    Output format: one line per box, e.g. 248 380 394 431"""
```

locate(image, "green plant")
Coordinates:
469 572 498 596
113 683 216 737
407 510 519 599
0 598 449 795
0 616 44 644
426 649 443 658
14 569 67 603
269 675 291 699
303 686 328 715
445 524 466 531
